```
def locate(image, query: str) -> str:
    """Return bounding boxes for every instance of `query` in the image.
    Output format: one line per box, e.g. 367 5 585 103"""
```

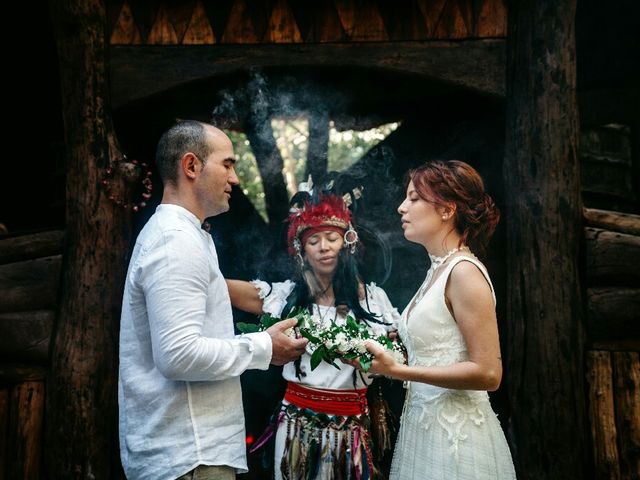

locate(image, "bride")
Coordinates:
357 160 516 479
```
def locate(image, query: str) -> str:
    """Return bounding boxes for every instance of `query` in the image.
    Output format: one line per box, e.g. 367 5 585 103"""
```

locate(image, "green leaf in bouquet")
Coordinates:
359 356 373 373
310 345 327 371
326 357 342 370
345 315 359 331
236 322 260 333
298 327 322 344
258 312 282 329
341 351 360 360
375 335 393 348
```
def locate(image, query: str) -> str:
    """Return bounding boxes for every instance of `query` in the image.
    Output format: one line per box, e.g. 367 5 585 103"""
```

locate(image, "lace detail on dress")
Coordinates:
404 389 488 459
399 309 469 368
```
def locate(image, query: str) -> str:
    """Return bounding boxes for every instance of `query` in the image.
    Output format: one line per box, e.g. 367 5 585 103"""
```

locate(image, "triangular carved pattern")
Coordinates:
220 0 259 43
263 0 302 43
477 0 507 37
183 0 216 44
110 1 142 44
334 0 388 41
108 0 507 44
416 0 486 39
146 5 178 44
128 1 160 44
435 0 469 38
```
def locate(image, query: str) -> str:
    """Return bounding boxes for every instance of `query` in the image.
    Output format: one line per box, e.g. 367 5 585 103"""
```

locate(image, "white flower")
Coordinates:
248 308 407 372
354 340 368 354
392 350 405 363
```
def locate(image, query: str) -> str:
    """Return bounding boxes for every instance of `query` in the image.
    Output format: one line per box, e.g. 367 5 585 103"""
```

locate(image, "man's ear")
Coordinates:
181 153 200 179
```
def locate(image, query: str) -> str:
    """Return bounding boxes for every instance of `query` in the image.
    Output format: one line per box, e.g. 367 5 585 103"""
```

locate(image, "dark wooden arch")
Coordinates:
110 40 506 108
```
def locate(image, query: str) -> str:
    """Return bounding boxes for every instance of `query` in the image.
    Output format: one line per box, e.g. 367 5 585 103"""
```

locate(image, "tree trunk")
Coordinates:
245 117 290 225
46 0 131 477
305 110 329 184
504 0 589 478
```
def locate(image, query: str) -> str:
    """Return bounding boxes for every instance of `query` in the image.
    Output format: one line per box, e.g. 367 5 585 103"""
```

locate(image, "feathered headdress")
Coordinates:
287 194 353 256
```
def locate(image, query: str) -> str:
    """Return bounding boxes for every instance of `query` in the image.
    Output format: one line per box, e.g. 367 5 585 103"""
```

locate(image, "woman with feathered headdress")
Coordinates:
227 178 400 480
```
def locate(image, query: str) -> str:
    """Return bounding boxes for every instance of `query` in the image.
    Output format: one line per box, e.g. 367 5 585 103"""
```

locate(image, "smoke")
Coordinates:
209 69 406 288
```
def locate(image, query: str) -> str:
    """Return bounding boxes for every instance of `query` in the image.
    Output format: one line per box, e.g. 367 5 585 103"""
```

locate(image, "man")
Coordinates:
118 120 307 480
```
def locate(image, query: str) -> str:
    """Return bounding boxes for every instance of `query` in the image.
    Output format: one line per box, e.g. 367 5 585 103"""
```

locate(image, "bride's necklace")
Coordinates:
413 245 469 305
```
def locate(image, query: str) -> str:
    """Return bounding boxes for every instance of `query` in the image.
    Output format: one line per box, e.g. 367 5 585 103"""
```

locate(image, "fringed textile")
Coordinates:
368 382 396 458
277 403 383 480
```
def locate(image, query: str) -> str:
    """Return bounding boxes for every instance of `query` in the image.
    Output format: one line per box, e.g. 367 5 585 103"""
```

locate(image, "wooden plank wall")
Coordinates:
584 208 640 480
0 231 64 479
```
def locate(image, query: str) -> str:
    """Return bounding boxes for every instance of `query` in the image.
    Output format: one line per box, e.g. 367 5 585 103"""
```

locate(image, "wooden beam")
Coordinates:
584 208 640 237
0 386 8 479
0 230 64 265
0 364 47 383
0 256 61 313
0 311 54 364
503 0 589 477
46 0 131 477
109 40 505 108
5 382 45 480
586 351 621 480
612 352 640 480
587 288 640 342
585 228 640 285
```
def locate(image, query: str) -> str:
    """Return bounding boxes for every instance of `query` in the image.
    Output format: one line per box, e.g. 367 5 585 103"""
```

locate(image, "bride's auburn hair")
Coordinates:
408 160 500 257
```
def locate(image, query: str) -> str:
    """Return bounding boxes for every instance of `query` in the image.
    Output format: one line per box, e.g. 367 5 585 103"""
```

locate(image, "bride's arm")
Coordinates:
226 279 264 315
365 261 503 392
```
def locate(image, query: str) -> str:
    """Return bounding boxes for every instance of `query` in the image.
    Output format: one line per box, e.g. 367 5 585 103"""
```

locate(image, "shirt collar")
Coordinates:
156 204 204 231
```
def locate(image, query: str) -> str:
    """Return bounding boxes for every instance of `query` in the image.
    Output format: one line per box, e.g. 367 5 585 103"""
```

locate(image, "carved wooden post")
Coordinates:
46 0 131 477
504 0 589 478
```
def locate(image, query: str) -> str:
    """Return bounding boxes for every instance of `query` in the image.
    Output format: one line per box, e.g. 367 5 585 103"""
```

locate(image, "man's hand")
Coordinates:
267 318 308 366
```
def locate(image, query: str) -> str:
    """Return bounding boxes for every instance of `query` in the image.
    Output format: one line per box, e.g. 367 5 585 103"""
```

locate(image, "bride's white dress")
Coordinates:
390 255 516 479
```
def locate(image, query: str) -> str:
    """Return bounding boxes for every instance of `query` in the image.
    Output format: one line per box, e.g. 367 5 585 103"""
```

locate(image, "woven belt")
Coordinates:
284 381 369 416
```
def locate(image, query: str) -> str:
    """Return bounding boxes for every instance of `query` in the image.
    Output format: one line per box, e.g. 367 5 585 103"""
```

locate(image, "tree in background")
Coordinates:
226 120 399 221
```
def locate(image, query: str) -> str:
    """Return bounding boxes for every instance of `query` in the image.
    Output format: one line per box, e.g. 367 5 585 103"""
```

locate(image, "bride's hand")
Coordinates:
342 341 399 377
364 340 398 376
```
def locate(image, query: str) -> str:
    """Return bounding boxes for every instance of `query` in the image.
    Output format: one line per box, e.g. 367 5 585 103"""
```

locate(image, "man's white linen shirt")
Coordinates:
119 204 272 480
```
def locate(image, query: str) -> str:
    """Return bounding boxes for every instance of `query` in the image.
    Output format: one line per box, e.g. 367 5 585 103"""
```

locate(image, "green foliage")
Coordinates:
328 121 399 172
224 121 400 223
224 129 267 221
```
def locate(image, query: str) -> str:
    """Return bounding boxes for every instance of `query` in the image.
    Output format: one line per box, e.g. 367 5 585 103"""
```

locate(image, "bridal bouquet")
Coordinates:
237 308 406 372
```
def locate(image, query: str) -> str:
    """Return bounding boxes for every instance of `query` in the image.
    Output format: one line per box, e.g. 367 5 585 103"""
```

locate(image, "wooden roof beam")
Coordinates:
110 40 505 108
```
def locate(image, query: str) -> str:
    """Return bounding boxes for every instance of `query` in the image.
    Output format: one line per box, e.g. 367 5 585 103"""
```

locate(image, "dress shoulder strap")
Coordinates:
443 255 496 305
